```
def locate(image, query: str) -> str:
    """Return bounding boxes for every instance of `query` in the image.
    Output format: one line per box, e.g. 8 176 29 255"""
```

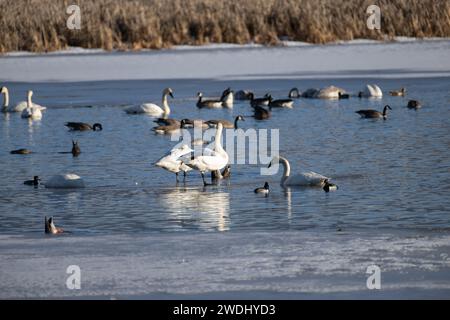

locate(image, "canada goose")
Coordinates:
323 179 338 192
358 84 383 98
187 123 229 186
154 118 180 126
152 119 187 135
407 100 421 109
220 88 234 108
269 96 294 108
206 115 245 129
71 140 81 157
10 148 32 154
21 91 42 120
288 88 301 99
45 216 64 234
254 182 269 194
235 90 253 100
338 92 350 99
24 176 40 186
180 118 209 130
1 86 46 112
211 164 231 181
125 88 174 116
268 156 329 187
196 92 223 108
248 92 271 107
44 174 85 189
252 105 271 120
65 122 103 131
155 144 194 182
390 87 406 96
356 105 392 119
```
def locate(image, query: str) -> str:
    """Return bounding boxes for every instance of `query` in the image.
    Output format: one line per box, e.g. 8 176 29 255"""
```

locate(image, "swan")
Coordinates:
196 92 223 108
323 179 338 192
317 86 346 99
21 91 43 120
125 87 173 116
44 174 85 189
206 115 245 129
254 182 270 195
155 144 193 182
390 87 406 96
45 216 64 234
65 122 103 131
24 176 40 186
220 88 234 108
356 105 392 119
187 123 229 186
1 86 46 112
358 84 383 98
268 156 329 187
407 100 421 109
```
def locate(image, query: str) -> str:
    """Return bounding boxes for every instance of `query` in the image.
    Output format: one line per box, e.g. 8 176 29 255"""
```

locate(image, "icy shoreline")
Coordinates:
0 39 449 82
1 230 449 299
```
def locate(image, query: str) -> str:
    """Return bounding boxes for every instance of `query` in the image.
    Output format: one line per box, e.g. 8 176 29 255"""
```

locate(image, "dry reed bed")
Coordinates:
1 0 449 53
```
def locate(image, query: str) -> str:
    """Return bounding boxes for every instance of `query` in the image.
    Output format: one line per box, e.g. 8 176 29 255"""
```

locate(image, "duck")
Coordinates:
252 105 271 120
125 87 174 116
268 156 329 187
248 92 271 107
21 91 43 120
71 140 81 157
356 105 392 119
155 144 193 182
187 123 229 186
220 88 234 108
358 84 383 98
390 87 406 96
65 122 103 131
254 182 270 195
269 96 294 108
211 164 231 181
206 115 245 129
1 87 46 113
44 174 85 189
407 100 421 109
323 179 338 192
288 88 301 99
196 92 223 108
45 216 64 234
24 176 40 186
235 90 253 100
10 148 32 154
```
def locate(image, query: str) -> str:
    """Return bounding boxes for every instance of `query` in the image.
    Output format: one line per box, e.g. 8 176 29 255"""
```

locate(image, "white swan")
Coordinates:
125 88 173 116
155 144 193 182
269 156 329 187
359 84 383 98
21 91 43 120
317 86 346 99
45 174 85 189
187 123 229 185
1 86 46 112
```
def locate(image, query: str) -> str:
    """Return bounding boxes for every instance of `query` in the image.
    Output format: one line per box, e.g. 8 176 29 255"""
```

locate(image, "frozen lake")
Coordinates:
0 40 450 299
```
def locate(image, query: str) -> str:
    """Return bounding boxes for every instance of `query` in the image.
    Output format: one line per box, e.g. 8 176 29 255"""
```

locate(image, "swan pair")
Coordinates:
268 156 329 187
125 88 174 117
1 87 46 119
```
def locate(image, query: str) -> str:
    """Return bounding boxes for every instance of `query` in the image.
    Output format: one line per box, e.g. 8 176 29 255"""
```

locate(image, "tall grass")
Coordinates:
1 0 449 53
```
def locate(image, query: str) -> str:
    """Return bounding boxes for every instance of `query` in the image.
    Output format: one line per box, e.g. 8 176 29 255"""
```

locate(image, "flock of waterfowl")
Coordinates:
1 82 422 234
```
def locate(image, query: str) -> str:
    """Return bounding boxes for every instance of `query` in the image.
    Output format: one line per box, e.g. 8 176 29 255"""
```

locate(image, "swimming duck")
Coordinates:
65 122 103 131
206 115 245 129
24 176 40 186
254 182 270 195
407 100 421 109
323 179 338 192
356 105 392 119
45 216 64 234
10 148 32 154
390 87 406 96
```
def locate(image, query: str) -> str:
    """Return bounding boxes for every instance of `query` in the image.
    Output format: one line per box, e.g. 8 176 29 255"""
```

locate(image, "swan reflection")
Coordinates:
158 186 230 231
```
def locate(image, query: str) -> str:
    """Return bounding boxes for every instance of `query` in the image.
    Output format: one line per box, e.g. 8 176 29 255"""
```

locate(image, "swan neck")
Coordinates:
27 93 32 108
279 157 291 181
2 88 9 108
214 125 225 154
162 93 170 115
